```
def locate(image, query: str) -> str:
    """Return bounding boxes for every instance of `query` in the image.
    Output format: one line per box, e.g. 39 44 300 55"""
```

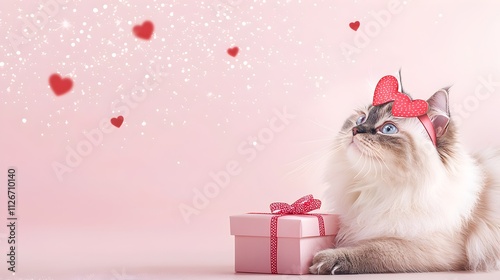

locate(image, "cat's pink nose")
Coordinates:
352 127 359 136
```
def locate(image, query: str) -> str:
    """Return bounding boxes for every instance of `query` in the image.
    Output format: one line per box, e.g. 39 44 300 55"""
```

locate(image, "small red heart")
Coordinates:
133 20 154 40
49 73 73 96
349 21 360 31
111 116 124 128
227 46 239 57
373 75 398 106
392 92 428 117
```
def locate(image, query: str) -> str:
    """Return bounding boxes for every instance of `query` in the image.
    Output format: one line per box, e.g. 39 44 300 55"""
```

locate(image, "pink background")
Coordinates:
1 0 500 277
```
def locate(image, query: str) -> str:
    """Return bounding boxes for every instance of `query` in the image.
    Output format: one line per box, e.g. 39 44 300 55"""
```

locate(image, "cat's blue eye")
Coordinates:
380 123 398 134
356 114 366 125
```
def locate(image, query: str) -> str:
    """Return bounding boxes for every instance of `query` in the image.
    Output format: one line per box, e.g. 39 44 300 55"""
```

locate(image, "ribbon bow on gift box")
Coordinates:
270 194 322 214
268 194 325 274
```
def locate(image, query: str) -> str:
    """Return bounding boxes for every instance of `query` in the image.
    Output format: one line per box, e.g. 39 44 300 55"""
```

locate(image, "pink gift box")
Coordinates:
230 213 339 275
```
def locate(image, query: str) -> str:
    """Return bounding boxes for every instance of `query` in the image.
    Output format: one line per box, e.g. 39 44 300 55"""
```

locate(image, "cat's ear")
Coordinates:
427 88 450 138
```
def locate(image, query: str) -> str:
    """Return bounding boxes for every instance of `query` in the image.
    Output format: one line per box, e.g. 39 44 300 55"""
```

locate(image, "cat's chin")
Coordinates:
345 137 381 166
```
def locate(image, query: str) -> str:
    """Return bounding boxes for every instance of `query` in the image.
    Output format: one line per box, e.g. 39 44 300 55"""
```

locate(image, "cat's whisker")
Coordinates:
378 154 391 173
328 141 346 150
329 146 345 155
370 151 378 179
350 142 367 175
372 147 391 173
370 150 384 180
351 150 364 173
361 158 370 179
353 150 367 179
284 155 326 179
367 149 373 177
361 153 371 179
283 145 338 179
364 155 373 179
284 134 347 179
374 155 386 182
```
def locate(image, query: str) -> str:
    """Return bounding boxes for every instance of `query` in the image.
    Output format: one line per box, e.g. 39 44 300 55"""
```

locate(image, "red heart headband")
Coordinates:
373 75 436 146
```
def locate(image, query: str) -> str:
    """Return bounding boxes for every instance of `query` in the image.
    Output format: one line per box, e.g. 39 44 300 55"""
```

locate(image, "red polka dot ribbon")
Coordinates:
372 75 436 146
268 194 325 274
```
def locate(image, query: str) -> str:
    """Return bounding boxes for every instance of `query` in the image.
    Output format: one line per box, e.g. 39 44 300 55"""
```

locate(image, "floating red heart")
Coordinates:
373 75 398 106
111 116 124 128
49 73 73 96
227 46 239 57
392 92 428 117
133 20 154 40
349 21 360 31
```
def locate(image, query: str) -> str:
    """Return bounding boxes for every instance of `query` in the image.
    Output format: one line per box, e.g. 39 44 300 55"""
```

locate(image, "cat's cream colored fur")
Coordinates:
310 89 500 274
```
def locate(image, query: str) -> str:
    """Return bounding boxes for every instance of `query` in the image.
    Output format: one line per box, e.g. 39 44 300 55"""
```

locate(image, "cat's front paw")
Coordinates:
309 248 352 275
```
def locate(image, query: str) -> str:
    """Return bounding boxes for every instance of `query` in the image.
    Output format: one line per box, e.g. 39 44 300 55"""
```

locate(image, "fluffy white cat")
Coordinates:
309 79 500 274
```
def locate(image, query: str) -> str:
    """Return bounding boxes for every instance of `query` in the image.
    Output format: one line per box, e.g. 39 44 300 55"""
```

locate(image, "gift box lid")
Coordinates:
230 213 339 238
